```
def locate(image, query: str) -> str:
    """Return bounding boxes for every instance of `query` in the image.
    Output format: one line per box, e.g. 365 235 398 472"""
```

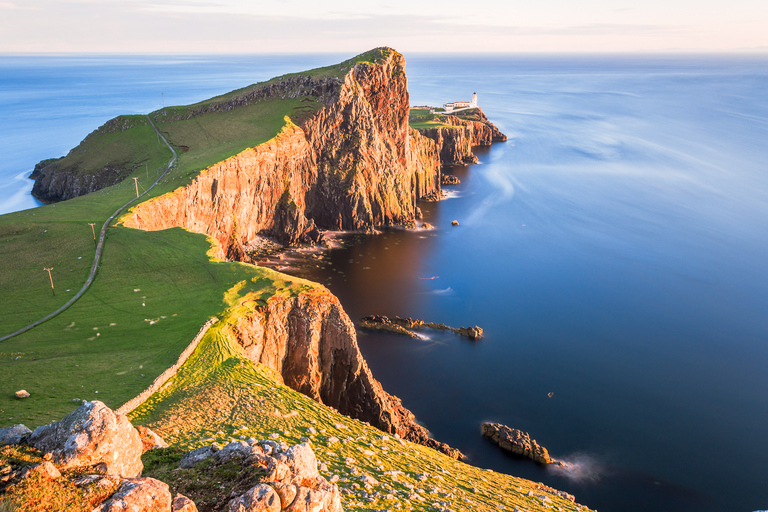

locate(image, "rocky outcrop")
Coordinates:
359 315 483 340
481 422 560 465
416 108 506 167
229 288 463 459
27 400 144 477
181 440 342 512
122 48 441 254
29 117 149 203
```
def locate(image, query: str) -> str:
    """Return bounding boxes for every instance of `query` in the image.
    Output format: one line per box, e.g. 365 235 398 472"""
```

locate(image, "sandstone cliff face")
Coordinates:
122 49 441 256
230 288 462 459
416 108 507 167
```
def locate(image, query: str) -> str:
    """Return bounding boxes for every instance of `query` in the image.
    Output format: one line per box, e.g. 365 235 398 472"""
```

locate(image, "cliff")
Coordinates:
122 48 442 256
415 108 507 167
29 116 162 203
230 286 462 458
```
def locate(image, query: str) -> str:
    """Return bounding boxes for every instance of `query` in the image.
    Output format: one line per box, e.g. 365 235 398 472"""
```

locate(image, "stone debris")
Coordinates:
28 400 144 477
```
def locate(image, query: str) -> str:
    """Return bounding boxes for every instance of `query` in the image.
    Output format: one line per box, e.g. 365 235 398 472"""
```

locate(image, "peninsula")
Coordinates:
1 48 590 512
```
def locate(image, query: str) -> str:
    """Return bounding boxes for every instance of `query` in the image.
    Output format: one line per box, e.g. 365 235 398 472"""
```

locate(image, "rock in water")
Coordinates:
451 220 459 226
481 422 555 464
28 400 143 477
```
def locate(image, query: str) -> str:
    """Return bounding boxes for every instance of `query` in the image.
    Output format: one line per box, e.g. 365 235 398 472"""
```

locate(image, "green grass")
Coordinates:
408 109 457 130
0 225 314 428
129 304 591 512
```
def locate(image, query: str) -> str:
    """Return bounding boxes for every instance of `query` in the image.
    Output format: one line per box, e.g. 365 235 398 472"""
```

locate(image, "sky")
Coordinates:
1 0 767 54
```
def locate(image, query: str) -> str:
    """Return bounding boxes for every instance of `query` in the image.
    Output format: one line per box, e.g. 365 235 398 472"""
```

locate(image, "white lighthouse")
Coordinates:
471 92 478 108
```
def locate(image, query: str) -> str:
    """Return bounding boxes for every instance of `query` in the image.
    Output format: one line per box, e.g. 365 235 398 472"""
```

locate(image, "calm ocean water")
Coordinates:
2 54 767 512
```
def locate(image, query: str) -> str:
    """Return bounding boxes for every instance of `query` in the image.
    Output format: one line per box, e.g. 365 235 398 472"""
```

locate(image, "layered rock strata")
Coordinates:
230 288 463 459
122 48 442 253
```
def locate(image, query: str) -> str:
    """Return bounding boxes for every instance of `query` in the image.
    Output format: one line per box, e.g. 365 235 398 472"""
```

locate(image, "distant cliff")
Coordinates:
415 109 506 166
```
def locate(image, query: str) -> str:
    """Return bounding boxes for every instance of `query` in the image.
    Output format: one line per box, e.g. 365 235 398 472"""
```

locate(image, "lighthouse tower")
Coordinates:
471 92 478 108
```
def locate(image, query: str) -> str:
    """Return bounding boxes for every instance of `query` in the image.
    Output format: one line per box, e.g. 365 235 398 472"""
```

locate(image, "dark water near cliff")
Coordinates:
2 54 768 512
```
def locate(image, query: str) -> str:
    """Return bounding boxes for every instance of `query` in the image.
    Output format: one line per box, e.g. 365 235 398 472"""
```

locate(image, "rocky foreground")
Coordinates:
0 401 342 511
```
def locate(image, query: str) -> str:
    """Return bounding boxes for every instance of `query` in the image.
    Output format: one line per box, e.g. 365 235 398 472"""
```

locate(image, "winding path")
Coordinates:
0 116 177 342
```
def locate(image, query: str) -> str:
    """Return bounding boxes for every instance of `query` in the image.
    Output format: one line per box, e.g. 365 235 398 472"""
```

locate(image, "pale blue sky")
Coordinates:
1 0 766 53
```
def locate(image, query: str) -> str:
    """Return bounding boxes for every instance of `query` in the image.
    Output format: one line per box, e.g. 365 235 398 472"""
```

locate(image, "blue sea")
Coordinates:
2 53 768 512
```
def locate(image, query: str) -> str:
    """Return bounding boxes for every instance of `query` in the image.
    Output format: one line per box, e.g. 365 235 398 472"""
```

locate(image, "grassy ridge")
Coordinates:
130 293 589 512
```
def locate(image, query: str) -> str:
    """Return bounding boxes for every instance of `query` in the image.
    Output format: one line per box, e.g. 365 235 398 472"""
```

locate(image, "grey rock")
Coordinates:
0 424 31 446
179 445 219 469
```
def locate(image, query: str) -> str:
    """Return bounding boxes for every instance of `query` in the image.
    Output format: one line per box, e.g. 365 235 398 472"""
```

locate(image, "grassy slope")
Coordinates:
408 108 457 130
130 292 590 512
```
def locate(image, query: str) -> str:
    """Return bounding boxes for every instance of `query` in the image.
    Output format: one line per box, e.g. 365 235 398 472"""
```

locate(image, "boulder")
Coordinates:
28 400 143 477
14 390 30 399
451 220 459 226
275 443 319 485
283 482 342 512
481 422 554 464
23 461 61 480
179 445 219 469
173 493 199 512
227 483 281 512
0 424 32 446
215 441 263 465
93 477 172 512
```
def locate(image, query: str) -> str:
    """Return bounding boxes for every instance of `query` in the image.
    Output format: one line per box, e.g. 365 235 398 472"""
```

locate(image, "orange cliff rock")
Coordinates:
231 287 462 459
122 48 442 259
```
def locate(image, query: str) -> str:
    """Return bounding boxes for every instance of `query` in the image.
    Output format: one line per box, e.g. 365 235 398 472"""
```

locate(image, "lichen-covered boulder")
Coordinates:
228 483 281 512
28 400 143 477
275 443 319 485
0 424 31 446
93 477 172 512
